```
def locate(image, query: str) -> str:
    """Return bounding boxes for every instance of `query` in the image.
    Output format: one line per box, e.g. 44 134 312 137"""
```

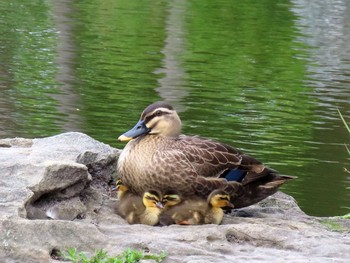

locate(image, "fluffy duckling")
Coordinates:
161 191 182 210
129 190 164 225
204 190 234 224
160 190 234 225
115 182 164 225
115 179 130 200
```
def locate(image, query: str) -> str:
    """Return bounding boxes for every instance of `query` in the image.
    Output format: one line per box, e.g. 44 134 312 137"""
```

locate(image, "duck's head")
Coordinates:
118 101 181 141
143 190 164 209
207 190 235 209
162 191 182 208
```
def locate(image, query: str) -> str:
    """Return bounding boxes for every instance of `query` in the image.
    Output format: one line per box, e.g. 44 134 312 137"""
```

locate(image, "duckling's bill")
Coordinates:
156 201 164 209
118 120 150 141
226 202 235 209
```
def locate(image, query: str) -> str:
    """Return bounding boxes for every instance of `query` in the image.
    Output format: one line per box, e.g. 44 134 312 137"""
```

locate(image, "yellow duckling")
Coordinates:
115 182 164 225
161 190 183 210
160 190 234 225
115 179 130 200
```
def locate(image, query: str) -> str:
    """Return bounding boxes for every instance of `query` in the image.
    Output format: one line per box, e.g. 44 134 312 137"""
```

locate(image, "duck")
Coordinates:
117 101 295 208
115 183 164 225
160 190 234 225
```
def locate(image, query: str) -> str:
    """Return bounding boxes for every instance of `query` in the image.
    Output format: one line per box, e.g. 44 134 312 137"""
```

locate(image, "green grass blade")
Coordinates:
337 108 350 134
344 144 350 155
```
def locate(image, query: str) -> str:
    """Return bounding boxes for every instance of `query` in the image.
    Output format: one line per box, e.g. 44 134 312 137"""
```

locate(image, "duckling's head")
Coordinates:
207 190 235 209
162 191 182 208
118 101 181 141
143 190 164 209
115 179 129 199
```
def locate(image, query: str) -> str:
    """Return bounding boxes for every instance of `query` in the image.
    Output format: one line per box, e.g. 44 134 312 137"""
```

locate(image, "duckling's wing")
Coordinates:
159 200 207 226
115 194 144 222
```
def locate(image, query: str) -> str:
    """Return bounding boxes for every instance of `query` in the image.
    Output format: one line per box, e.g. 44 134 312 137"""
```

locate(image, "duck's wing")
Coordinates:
152 145 243 197
169 136 265 178
160 136 294 189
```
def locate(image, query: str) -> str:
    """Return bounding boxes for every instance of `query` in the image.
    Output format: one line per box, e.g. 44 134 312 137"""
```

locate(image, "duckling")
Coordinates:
161 190 182 210
160 190 234 225
115 179 130 200
117 101 295 209
115 188 164 226
204 190 234 224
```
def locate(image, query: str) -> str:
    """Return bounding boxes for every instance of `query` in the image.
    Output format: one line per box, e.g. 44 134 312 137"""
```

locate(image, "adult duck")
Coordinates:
117 101 294 208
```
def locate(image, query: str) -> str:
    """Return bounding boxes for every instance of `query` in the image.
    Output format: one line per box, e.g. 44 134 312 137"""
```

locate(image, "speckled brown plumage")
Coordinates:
117 101 295 208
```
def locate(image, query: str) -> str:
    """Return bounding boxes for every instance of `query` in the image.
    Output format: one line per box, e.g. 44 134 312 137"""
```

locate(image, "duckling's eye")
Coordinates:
164 197 176 201
219 196 230 201
146 195 159 202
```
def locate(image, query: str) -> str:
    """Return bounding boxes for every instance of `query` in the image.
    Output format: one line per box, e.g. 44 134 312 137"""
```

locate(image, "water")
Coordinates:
0 0 349 217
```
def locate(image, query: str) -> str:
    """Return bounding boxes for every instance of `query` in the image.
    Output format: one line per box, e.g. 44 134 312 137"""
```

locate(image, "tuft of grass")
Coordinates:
337 108 350 134
339 213 350 219
337 108 350 155
59 248 167 263
337 109 350 218
320 219 345 232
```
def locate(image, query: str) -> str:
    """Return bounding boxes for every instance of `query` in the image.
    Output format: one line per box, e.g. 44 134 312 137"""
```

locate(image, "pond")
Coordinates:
0 0 349 217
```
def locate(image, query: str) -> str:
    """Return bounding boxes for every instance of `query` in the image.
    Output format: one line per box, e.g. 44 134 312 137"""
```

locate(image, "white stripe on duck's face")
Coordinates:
143 106 182 138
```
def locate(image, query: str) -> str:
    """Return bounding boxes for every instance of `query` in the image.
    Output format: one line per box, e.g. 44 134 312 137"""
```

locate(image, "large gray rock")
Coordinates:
0 132 349 263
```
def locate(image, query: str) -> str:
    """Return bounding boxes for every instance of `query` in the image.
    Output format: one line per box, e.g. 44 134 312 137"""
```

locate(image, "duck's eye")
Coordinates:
155 110 162 116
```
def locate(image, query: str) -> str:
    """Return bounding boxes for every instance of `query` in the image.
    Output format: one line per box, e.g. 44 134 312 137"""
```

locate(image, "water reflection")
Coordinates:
0 0 349 216
291 0 350 215
0 0 63 137
154 0 188 112
50 0 82 131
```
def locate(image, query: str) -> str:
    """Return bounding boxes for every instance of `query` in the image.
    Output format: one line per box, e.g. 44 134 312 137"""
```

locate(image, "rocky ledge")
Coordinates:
0 132 349 263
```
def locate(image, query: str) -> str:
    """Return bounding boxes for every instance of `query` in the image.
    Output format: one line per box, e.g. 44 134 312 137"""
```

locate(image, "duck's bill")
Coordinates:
118 120 150 141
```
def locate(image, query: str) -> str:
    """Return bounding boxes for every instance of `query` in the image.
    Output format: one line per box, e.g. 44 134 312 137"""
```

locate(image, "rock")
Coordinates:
46 197 86 220
0 132 349 263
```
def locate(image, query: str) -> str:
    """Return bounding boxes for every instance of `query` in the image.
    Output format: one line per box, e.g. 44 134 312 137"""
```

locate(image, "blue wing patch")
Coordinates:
222 169 247 182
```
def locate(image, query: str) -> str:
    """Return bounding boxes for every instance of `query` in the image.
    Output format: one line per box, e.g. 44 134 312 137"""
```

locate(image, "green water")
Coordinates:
0 0 349 216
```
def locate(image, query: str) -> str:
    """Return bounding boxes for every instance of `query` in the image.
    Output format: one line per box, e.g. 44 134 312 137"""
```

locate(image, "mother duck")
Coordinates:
117 101 294 208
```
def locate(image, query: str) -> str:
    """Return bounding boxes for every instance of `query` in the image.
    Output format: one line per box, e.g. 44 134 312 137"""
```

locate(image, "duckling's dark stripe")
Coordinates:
146 195 160 201
219 196 230 201
163 196 178 201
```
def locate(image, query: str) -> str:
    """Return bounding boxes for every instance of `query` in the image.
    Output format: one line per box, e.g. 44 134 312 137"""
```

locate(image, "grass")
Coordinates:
320 219 346 232
337 108 350 156
59 248 167 263
339 213 350 219
337 109 350 219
